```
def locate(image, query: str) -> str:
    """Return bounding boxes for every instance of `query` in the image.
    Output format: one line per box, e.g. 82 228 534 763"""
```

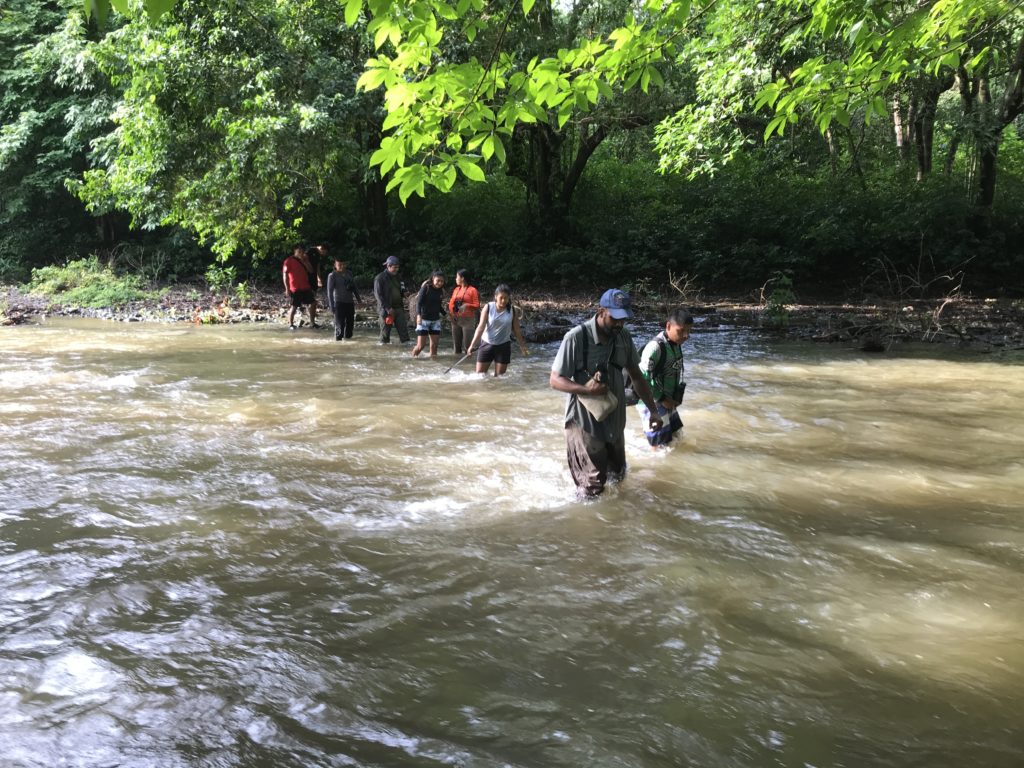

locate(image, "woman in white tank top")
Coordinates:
467 284 530 376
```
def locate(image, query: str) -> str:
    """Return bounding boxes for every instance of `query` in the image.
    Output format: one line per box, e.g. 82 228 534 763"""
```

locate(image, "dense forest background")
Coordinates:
2 0 1022 300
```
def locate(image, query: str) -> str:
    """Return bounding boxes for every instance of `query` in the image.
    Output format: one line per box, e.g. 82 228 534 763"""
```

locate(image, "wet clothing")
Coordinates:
565 423 626 498
634 331 685 446
372 269 408 343
476 340 511 365
450 283 480 353
452 316 477 354
551 316 641 498
416 319 443 335
327 268 361 340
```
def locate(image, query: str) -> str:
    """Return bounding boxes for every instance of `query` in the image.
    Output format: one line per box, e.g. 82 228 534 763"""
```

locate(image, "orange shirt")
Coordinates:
448 285 480 319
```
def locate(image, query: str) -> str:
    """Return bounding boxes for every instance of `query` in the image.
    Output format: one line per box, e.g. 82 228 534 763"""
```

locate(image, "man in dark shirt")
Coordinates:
372 256 409 344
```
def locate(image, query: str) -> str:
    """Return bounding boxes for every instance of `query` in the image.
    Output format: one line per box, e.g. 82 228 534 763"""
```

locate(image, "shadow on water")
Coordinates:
1 318 1023 767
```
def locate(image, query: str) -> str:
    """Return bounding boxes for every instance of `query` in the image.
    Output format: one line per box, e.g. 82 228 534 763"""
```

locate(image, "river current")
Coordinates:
1 318 1022 767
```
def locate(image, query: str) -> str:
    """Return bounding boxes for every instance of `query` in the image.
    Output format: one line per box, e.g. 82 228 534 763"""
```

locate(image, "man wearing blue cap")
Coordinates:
372 255 410 344
550 288 663 499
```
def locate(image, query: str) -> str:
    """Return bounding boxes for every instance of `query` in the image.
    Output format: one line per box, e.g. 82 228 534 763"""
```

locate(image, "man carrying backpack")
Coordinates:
550 288 663 499
635 309 693 447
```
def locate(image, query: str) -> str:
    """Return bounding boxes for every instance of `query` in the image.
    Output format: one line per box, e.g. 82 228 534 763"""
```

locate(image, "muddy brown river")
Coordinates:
2 318 1022 767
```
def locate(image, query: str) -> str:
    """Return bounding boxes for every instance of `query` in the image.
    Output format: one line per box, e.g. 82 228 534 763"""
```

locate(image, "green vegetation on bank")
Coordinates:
25 257 160 308
2 0 1023 299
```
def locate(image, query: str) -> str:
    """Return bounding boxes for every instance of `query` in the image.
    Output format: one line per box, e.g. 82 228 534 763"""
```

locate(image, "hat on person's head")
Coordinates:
383 255 400 266
599 288 633 320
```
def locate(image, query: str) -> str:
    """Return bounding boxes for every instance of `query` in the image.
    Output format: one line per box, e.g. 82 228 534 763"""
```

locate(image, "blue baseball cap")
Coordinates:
383 255 400 266
599 288 633 320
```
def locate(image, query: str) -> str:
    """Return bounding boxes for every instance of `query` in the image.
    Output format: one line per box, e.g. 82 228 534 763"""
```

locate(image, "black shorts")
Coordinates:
477 340 511 365
290 289 314 307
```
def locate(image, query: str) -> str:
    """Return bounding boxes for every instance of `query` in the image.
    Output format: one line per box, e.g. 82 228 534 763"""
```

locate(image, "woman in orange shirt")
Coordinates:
447 269 481 355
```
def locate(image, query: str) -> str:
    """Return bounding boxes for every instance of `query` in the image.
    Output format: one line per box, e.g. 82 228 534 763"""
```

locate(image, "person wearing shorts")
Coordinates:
411 270 446 358
282 245 314 330
467 283 528 375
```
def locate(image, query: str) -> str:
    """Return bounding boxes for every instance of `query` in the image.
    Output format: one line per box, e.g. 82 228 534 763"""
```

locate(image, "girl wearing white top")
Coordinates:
467 284 529 376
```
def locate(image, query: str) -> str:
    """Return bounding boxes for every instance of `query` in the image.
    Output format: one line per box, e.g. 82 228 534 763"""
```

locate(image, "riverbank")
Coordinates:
3 283 1023 351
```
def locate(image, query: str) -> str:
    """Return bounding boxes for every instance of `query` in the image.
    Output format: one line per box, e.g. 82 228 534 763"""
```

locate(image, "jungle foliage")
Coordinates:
1 0 1023 296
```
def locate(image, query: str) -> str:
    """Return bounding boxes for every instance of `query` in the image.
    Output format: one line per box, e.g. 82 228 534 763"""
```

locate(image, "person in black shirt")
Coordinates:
411 270 446 358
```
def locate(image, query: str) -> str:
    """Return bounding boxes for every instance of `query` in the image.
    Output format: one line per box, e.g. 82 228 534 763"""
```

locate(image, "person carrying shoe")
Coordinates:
372 256 409 344
634 309 693 448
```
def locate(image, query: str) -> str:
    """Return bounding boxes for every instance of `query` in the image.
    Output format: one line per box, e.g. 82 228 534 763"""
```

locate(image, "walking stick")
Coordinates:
444 352 472 374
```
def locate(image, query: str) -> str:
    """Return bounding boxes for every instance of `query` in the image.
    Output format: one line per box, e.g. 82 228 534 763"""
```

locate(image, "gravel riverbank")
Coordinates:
4 284 1023 351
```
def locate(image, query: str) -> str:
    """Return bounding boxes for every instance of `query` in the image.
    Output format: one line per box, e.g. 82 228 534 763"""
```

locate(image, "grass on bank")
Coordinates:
24 256 160 308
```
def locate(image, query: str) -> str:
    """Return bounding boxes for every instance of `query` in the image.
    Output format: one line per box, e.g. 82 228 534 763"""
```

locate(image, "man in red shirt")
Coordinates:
282 246 314 330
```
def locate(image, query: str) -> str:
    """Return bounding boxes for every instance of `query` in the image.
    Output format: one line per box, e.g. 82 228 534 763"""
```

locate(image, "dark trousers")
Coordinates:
378 309 409 343
565 423 626 499
333 302 355 339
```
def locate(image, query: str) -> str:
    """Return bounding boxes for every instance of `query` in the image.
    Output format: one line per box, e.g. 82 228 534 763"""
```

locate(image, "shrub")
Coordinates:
25 256 155 307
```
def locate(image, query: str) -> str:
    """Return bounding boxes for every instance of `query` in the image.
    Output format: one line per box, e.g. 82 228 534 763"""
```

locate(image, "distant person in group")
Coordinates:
326 256 362 341
282 245 315 330
372 255 409 344
634 309 693 448
448 269 480 355
549 288 663 499
467 284 529 376
412 270 446 358
304 244 323 327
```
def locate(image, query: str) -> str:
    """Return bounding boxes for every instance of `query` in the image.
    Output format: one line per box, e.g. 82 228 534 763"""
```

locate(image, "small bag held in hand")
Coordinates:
574 324 619 421
578 375 618 421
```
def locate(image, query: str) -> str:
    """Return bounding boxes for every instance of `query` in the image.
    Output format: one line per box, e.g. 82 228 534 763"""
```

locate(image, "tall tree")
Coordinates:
77 0 381 260
0 0 114 273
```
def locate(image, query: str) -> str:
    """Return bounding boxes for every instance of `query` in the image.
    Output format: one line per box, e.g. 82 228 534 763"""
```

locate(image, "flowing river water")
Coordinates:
2 317 1023 767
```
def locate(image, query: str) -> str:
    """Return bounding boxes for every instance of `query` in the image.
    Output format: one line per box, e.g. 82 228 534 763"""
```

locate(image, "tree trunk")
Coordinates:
892 94 910 161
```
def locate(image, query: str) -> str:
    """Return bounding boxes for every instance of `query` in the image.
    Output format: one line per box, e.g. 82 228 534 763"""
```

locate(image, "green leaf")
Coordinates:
85 0 110 27
345 0 362 27
144 0 176 22
522 0 536 15
356 68 388 92
457 158 486 182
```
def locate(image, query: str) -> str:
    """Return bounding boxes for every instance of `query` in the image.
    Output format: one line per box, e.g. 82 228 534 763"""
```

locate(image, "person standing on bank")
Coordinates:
411 270 446 358
282 245 314 330
466 284 529 376
326 257 362 341
372 255 409 344
448 269 481 355
549 288 663 499
636 309 693 447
